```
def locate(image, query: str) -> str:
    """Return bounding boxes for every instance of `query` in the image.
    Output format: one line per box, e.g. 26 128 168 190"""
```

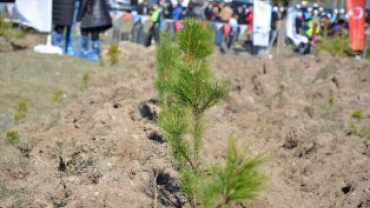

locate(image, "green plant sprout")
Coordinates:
13 99 28 123
80 73 90 92
351 109 365 120
328 93 335 108
107 44 120 66
6 130 20 146
50 88 66 104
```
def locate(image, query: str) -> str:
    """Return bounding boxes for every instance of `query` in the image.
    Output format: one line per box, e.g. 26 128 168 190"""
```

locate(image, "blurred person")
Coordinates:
145 2 162 47
183 0 204 19
211 6 221 22
220 2 232 22
304 7 312 20
305 11 321 50
76 0 112 61
295 11 303 34
218 2 224 12
51 0 78 53
320 14 331 36
171 0 182 21
295 4 301 11
329 18 346 36
330 9 339 23
270 6 280 46
131 0 138 11
236 5 246 24
204 1 213 20
245 5 253 33
183 0 196 18
338 8 346 20
160 0 170 18
66 0 80 56
318 7 324 14
138 0 150 15
192 0 206 20
227 13 239 48
132 9 143 43
313 2 318 10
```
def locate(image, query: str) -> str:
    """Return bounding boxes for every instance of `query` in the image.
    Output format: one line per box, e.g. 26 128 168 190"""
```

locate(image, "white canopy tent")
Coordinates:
15 0 63 54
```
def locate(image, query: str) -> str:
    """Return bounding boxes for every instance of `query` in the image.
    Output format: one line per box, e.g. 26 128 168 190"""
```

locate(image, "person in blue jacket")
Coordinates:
171 1 183 21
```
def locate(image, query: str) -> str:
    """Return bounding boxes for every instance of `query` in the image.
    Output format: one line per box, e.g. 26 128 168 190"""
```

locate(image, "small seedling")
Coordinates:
351 109 364 120
107 44 120 66
155 19 266 208
329 94 335 108
6 130 20 146
13 100 28 123
50 88 66 104
69 152 94 175
80 73 90 92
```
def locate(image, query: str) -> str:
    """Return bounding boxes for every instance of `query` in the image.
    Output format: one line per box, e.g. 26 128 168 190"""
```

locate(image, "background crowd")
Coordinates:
1 0 369 59
127 0 370 56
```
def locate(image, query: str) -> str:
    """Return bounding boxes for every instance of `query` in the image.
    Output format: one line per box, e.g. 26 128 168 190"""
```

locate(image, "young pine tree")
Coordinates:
156 19 266 208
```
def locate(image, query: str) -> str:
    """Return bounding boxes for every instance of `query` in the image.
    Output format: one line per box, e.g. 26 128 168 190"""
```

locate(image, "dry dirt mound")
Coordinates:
0 42 369 208
0 34 46 53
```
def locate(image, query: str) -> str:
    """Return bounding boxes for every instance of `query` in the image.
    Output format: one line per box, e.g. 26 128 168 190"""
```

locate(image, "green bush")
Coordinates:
316 35 353 57
155 19 266 208
6 130 20 146
0 18 25 40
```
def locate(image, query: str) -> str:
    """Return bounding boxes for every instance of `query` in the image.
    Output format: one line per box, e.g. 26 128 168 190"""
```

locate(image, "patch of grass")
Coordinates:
80 73 90 92
0 181 7 199
50 88 66 104
6 130 20 146
316 35 353 57
0 18 26 40
13 99 28 123
348 122 370 138
351 109 365 120
96 139 117 158
107 44 120 66
68 152 94 175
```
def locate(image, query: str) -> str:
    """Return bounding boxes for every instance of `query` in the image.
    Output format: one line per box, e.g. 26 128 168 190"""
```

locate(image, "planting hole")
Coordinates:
113 103 120 109
148 132 165 144
341 185 352 194
139 103 157 120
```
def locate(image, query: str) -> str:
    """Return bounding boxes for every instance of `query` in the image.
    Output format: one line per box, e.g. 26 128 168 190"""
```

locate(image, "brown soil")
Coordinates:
0 42 369 208
0 34 46 53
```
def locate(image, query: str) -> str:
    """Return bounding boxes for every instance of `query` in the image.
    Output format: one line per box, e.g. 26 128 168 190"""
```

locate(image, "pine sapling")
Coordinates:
155 18 266 208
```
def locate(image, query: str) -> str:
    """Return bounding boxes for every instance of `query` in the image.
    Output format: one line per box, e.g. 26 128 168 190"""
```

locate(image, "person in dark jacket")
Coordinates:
138 0 150 15
77 0 112 61
52 0 78 53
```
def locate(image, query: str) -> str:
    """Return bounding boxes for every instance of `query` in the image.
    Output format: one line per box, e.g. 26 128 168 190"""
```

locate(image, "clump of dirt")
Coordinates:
0 42 369 208
0 34 46 53
0 36 13 53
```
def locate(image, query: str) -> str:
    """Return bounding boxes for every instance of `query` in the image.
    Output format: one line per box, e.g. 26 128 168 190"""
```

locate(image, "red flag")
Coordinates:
347 0 366 51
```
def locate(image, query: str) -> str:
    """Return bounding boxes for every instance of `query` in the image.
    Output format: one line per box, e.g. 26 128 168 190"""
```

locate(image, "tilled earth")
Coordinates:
0 41 369 208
